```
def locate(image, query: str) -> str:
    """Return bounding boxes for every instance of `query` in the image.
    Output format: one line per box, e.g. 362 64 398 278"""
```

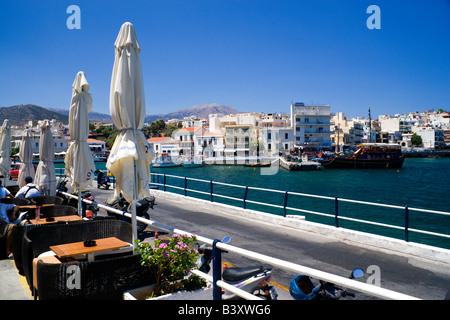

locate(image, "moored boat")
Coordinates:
151 153 181 168
322 143 405 169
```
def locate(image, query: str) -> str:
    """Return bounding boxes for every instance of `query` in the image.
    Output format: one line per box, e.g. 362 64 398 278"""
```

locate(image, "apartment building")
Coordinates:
290 102 331 146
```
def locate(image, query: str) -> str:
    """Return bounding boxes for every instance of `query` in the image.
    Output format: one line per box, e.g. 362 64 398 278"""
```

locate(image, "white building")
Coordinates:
147 136 179 156
261 127 294 156
413 125 445 149
290 102 331 147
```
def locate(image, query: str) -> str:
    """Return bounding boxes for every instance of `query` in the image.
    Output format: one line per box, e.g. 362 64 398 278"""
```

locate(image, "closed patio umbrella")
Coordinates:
107 22 153 245
64 71 96 216
17 129 35 188
35 120 56 196
0 119 11 183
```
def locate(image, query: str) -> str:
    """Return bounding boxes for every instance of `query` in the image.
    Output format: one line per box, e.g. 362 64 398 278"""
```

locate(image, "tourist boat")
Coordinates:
321 144 405 169
151 153 181 168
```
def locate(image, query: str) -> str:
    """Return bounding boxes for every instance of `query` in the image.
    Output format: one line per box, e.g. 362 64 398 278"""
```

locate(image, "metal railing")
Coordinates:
149 173 450 248
60 190 420 300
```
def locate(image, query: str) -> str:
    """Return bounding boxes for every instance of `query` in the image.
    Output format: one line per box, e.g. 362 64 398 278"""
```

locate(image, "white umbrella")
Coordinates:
0 120 11 185
17 129 35 188
64 71 96 216
35 120 56 196
107 22 153 245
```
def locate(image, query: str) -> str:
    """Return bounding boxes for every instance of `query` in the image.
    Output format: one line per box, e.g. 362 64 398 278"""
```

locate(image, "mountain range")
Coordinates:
0 103 240 126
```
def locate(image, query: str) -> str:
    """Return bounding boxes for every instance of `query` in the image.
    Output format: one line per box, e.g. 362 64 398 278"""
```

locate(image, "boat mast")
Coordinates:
368 108 372 143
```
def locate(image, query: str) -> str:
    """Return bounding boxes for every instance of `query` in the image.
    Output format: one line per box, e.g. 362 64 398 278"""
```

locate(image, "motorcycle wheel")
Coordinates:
136 213 150 233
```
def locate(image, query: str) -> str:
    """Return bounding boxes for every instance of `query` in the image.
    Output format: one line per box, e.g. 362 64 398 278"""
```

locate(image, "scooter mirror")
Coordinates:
351 268 364 279
222 236 231 244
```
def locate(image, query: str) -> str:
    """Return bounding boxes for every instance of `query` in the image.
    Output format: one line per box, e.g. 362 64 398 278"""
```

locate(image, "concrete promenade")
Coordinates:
1 182 450 300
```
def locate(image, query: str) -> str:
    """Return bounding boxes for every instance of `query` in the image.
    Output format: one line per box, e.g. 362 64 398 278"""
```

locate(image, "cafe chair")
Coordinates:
36 253 155 300
22 219 133 298
31 195 64 206
0 197 31 206
6 185 20 196
39 205 78 218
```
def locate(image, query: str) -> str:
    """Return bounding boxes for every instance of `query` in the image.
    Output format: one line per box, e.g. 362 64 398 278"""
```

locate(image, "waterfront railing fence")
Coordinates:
149 172 450 250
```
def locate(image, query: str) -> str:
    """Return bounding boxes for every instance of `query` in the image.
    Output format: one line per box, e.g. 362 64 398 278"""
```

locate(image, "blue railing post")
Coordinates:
283 191 289 217
243 185 249 209
163 174 166 192
184 176 187 196
335 197 339 228
212 239 222 300
210 179 214 202
405 206 409 242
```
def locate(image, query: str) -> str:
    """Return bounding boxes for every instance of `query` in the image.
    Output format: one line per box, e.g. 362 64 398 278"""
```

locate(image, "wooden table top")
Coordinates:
29 215 83 225
50 237 130 259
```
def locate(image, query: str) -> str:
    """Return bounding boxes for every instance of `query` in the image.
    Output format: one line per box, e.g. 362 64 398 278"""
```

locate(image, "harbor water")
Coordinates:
56 158 450 249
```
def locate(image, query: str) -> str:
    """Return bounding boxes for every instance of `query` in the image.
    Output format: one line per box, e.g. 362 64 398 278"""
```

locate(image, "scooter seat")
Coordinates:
222 266 265 282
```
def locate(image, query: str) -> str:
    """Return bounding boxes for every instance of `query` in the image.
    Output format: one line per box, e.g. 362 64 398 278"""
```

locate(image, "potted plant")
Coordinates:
130 234 207 299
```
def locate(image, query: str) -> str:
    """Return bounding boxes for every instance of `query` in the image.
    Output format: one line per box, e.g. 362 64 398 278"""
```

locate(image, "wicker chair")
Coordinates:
39 205 78 218
11 205 80 274
0 197 31 206
31 196 64 206
6 185 20 196
36 253 155 300
22 219 132 296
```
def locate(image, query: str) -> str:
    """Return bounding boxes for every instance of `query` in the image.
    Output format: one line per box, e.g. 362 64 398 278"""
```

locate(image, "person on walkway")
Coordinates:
15 176 41 199
0 180 14 199
0 203 28 258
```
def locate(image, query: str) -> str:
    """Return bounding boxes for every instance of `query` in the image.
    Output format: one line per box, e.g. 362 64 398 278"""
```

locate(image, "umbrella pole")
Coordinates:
132 159 138 250
78 188 82 217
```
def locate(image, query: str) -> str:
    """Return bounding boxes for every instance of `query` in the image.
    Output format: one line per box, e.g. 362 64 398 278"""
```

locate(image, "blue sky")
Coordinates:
0 0 449 119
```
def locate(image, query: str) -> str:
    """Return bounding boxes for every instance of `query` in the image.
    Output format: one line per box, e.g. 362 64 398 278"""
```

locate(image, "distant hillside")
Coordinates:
1 103 240 126
144 103 239 123
47 108 112 123
0 104 69 126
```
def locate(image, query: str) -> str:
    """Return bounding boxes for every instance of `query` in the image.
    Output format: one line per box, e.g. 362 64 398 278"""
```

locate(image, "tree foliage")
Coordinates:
411 133 422 146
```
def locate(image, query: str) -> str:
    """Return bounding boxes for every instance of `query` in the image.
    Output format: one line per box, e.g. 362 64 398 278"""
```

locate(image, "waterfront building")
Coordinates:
147 136 179 157
86 138 107 159
330 112 363 147
174 126 203 156
413 125 445 149
223 124 260 164
11 119 69 155
290 102 331 147
261 127 294 156
352 117 377 143
194 130 225 160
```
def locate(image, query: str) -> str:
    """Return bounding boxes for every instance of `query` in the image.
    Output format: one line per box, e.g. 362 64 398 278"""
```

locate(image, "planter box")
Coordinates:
123 284 213 300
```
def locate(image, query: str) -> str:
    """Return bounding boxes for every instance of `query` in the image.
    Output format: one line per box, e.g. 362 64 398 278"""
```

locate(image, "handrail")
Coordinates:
151 173 450 246
65 191 420 300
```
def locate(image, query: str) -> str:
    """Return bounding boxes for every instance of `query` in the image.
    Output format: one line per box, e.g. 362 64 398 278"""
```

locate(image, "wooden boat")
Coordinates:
244 162 271 168
321 144 405 169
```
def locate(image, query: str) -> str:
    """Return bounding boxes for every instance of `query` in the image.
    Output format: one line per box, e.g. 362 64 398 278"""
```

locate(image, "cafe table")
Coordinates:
50 237 131 262
29 215 84 225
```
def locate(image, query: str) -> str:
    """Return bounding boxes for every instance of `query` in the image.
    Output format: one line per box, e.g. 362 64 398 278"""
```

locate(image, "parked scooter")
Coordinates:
289 268 363 300
56 175 99 217
196 238 278 300
95 170 110 190
105 193 156 233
